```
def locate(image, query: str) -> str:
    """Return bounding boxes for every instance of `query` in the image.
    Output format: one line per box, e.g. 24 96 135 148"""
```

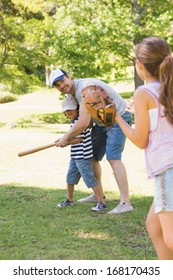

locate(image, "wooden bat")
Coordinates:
18 142 57 157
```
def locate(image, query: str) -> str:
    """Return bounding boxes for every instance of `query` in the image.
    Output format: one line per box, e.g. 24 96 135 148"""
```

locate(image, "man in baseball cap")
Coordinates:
49 69 67 87
49 67 133 214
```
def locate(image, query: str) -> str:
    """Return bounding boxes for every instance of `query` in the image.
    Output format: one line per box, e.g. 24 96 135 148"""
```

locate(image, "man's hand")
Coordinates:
58 135 69 147
54 138 67 148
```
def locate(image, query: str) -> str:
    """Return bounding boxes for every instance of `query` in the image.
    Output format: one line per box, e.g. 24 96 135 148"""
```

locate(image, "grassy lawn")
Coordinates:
0 184 156 260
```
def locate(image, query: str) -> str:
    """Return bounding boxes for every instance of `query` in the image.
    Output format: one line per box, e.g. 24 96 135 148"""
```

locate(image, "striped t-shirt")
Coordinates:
70 117 93 160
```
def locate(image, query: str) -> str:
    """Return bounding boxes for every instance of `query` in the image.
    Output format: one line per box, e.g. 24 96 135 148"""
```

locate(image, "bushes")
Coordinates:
0 93 17 103
16 112 70 127
38 113 69 124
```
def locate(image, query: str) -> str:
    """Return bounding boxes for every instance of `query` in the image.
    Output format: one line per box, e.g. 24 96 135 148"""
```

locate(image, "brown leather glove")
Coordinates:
82 85 116 126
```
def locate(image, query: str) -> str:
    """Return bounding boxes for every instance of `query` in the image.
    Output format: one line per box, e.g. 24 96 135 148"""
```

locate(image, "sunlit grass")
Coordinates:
0 185 156 260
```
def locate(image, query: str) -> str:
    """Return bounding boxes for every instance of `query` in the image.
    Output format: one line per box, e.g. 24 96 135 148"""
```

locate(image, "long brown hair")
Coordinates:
135 37 173 124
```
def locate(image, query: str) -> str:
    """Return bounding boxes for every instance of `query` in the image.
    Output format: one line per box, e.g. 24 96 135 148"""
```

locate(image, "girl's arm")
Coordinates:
115 89 150 149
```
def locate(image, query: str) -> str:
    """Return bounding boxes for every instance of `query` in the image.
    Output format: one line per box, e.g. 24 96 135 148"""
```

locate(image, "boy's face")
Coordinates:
64 109 78 120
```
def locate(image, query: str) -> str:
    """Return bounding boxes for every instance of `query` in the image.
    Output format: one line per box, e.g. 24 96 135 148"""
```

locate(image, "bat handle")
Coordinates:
18 143 57 157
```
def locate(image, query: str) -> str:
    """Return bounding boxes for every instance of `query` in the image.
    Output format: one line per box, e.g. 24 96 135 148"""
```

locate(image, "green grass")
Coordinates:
0 185 156 260
15 112 69 128
120 91 133 99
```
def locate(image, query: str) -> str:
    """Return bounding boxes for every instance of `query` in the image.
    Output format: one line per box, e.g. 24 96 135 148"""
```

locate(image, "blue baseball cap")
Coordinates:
49 69 67 87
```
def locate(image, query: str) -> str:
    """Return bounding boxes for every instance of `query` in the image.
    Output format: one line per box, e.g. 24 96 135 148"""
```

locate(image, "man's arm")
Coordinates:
58 103 91 147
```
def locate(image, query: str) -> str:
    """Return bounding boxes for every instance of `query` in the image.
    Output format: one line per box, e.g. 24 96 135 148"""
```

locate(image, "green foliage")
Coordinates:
0 185 156 260
0 67 42 94
0 92 17 103
16 112 69 128
0 0 47 93
38 112 69 124
0 0 173 92
120 91 133 99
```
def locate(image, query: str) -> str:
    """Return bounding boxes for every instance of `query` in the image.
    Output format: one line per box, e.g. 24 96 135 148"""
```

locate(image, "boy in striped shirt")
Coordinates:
56 96 107 211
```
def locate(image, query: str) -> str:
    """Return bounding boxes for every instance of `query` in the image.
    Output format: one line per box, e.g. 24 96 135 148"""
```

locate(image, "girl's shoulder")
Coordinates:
137 82 161 98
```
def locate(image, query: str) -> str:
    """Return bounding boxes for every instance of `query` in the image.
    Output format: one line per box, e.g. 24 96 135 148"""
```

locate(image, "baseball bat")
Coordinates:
18 142 57 157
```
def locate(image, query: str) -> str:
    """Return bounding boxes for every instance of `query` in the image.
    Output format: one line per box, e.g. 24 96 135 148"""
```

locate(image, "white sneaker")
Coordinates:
108 202 133 214
77 194 98 203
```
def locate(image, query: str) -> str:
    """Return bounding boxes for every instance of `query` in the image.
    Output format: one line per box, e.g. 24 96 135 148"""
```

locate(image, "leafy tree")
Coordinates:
0 0 173 93
0 0 45 93
131 0 173 87
46 0 173 87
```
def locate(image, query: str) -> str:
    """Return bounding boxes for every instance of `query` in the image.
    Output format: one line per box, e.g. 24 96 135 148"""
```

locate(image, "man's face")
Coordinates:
54 76 73 94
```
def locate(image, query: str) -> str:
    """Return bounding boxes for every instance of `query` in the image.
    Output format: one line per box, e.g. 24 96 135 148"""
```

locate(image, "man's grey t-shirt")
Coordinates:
73 78 126 116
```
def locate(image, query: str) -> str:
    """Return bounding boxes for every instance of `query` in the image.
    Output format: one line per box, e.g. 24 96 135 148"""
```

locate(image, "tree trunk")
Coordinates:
45 65 51 87
131 0 144 89
133 62 144 89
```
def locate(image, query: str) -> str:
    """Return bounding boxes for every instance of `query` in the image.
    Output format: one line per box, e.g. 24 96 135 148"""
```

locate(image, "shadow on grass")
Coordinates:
0 184 156 260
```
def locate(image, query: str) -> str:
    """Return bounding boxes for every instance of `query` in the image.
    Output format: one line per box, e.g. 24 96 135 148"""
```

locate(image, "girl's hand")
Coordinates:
126 97 135 114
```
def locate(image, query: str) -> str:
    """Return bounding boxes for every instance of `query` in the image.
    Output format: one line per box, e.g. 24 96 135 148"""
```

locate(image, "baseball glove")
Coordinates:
82 85 116 126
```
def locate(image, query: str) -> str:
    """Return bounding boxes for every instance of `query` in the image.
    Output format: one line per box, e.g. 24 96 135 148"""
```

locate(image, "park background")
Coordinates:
0 0 173 260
